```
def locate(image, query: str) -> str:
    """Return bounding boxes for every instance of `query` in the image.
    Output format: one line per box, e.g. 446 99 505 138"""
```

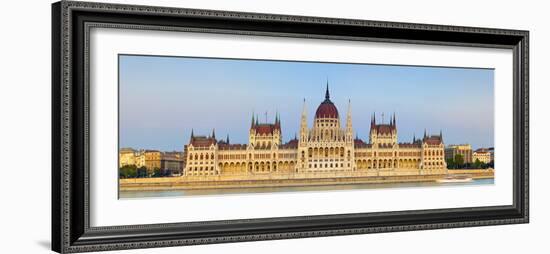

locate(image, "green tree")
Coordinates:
473 159 482 169
454 154 464 167
137 166 148 178
152 167 161 177
446 158 456 169
119 165 137 178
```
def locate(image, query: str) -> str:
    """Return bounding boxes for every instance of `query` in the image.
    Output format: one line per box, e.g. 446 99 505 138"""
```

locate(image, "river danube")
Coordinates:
119 178 493 199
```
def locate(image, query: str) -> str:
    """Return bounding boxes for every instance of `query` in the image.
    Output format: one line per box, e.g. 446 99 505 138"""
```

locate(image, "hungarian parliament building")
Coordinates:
185 85 447 177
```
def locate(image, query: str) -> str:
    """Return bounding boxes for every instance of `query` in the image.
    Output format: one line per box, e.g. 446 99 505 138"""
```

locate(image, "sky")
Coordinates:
119 55 494 151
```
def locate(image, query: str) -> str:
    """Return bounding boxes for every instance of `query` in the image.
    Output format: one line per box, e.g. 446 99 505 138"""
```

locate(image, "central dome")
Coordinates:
315 84 339 119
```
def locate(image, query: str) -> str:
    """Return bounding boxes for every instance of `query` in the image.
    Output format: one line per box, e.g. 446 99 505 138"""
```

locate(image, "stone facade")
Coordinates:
184 85 447 177
119 149 184 174
473 148 492 164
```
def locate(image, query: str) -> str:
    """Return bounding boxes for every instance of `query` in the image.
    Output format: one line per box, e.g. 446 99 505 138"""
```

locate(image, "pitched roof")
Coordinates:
190 136 216 147
253 124 279 135
373 124 395 135
423 135 443 145
279 138 298 149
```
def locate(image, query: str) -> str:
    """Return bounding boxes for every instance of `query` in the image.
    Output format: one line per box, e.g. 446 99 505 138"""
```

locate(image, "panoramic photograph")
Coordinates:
118 55 495 198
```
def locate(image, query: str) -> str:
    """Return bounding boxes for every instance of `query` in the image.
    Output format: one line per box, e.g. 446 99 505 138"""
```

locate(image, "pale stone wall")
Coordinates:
473 152 492 163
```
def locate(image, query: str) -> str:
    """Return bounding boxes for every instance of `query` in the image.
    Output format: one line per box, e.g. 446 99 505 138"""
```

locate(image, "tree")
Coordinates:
152 167 161 177
446 158 456 169
119 165 137 178
137 166 148 178
473 159 483 169
454 154 464 167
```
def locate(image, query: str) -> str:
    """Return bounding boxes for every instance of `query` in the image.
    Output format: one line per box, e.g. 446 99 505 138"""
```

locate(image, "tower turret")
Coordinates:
346 99 353 142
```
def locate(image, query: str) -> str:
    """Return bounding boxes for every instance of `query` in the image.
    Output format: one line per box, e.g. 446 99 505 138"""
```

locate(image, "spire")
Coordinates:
300 98 308 139
226 134 230 144
190 129 194 140
392 113 396 126
255 114 259 125
211 129 216 139
440 130 443 141
325 80 330 100
251 113 255 128
413 133 416 142
301 98 307 118
346 99 352 132
424 129 427 139
275 111 281 130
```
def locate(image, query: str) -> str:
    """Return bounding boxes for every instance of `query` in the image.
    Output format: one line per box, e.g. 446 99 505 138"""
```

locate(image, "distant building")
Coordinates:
445 144 472 163
119 148 139 167
473 148 492 164
118 149 184 174
488 147 495 162
161 151 184 175
143 150 162 173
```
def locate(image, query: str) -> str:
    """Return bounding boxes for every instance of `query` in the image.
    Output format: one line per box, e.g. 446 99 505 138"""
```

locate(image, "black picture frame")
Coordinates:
51 1 529 253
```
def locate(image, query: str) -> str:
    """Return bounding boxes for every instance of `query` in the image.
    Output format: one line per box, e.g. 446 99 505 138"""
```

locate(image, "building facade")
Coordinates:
184 85 447 177
119 149 184 174
445 144 473 163
473 148 492 164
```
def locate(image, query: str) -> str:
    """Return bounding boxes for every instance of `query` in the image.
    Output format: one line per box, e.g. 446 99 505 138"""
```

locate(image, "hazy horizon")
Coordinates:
119 55 494 151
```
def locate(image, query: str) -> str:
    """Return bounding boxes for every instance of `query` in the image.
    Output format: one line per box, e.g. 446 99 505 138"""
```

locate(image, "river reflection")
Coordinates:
119 178 494 199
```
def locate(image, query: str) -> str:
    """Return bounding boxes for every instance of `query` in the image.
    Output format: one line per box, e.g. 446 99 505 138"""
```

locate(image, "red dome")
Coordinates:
315 100 339 118
315 84 339 118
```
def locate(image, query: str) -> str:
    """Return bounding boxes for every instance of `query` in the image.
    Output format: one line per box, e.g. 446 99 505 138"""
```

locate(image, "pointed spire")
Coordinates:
226 134 230 144
211 129 216 139
325 80 330 100
300 98 308 135
255 114 259 125
190 128 194 140
301 98 307 117
251 113 255 128
294 133 297 140
440 130 443 141
424 129 427 139
413 133 416 142
346 99 352 131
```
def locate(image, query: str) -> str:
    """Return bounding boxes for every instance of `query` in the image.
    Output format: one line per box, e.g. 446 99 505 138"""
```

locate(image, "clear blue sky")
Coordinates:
119 55 494 151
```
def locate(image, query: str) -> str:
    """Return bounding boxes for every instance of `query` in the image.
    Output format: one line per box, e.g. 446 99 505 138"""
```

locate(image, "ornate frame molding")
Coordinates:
52 1 529 253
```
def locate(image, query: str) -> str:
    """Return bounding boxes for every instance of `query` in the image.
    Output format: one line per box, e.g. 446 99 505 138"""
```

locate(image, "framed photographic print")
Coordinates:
51 1 529 253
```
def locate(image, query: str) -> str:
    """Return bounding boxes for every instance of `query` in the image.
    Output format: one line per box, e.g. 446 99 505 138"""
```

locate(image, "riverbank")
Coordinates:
119 169 494 191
